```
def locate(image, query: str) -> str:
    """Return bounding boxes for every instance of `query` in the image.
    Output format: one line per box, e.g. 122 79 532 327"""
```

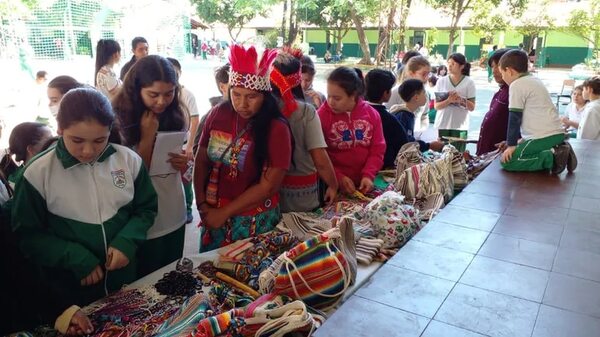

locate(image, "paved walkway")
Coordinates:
314 139 600 337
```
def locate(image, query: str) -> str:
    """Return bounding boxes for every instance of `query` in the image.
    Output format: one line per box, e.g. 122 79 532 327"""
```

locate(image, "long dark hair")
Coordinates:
227 90 285 182
112 55 187 147
0 122 50 180
448 53 471 76
94 39 121 86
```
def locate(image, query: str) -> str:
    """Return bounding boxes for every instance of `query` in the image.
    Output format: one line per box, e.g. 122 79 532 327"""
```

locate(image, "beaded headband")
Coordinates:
270 67 302 117
228 44 278 92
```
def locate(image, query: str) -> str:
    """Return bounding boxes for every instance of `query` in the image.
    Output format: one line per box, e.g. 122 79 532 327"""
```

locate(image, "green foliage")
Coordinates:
567 0 600 68
193 0 274 41
469 1 509 41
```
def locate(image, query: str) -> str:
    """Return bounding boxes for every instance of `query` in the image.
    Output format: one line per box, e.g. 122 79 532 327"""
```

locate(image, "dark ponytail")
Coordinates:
327 66 365 98
0 122 50 182
448 53 470 76
95 39 121 86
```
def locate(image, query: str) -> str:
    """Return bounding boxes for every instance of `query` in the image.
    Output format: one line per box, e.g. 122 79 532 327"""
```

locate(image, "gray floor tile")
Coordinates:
532 305 600 337
422 320 489 337
504 201 569 225
413 221 489 254
388 240 474 281
566 209 600 232
355 264 454 318
448 193 509 214
313 296 429 337
553 247 600 282
492 214 563 245
432 204 501 231
560 227 600 255
435 284 539 337
459 255 550 302
544 272 600 318
479 233 557 270
571 196 600 214
511 187 574 208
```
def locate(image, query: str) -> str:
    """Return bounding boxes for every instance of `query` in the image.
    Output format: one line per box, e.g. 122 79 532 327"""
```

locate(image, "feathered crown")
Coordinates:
228 44 278 92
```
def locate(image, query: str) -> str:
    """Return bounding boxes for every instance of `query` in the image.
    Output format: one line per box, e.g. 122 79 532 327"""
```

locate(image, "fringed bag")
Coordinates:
443 144 469 190
394 152 454 202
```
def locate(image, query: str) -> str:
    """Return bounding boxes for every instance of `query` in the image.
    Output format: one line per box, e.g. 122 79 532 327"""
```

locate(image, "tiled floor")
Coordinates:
314 139 600 337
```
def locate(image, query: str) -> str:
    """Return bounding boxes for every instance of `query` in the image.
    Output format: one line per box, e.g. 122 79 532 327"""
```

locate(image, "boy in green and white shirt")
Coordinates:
499 49 576 174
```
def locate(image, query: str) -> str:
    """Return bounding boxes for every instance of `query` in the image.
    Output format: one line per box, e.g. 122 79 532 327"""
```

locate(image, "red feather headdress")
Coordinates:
228 44 278 91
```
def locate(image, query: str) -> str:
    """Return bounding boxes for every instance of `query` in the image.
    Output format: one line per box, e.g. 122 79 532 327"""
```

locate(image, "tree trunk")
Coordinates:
447 27 457 57
397 0 412 52
281 0 288 42
376 0 396 66
349 7 372 65
325 29 331 52
287 0 299 45
336 29 343 54
228 26 242 43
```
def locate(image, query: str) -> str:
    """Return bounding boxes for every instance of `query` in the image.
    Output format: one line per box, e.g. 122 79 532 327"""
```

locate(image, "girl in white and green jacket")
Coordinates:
11 87 158 310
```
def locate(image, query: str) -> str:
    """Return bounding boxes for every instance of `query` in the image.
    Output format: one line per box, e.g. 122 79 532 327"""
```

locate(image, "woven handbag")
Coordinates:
258 227 354 311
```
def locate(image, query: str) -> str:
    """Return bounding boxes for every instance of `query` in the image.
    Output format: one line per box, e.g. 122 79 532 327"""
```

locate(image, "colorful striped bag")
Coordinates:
258 228 354 310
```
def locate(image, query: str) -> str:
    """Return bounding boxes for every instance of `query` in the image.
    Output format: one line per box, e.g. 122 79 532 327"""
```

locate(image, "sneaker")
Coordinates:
551 143 570 174
566 142 578 173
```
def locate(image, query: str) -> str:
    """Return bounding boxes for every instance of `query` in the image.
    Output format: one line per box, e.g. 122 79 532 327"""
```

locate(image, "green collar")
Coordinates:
450 75 466 88
56 138 116 169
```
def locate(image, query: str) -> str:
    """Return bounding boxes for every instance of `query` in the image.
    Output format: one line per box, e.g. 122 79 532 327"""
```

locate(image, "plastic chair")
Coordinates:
554 79 576 107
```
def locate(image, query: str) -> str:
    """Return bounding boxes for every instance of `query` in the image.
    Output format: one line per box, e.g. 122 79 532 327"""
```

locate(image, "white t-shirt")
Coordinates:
577 99 600 140
96 65 121 98
181 87 200 117
147 172 187 239
508 74 563 140
434 75 476 130
566 102 585 123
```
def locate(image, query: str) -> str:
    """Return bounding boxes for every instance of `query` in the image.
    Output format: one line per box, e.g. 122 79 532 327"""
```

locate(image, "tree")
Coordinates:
348 0 380 65
469 1 509 43
566 0 600 65
299 0 351 54
426 0 526 57
515 0 554 53
193 0 274 42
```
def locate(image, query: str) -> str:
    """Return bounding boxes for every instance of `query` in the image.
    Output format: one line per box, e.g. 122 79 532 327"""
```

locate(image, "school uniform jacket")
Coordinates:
11 138 157 292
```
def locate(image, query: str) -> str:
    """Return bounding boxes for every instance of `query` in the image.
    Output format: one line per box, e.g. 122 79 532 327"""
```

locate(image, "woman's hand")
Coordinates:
305 90 322 107
201 207 230 229
168 152 189 171
323 186 338 205
140 110 159 140
80 265 104 286
358 177 374 194
105 247 129 271
339 175 356 194
65 310 93 335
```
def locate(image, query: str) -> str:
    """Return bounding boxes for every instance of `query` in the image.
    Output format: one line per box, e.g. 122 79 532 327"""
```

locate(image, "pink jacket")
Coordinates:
318 99 386 185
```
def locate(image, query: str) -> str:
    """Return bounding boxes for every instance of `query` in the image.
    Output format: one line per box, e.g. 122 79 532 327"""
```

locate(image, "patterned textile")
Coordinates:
443 144 469 190
201 206 281 252
394 151 454 202
362 191 422 249
259 228 354 310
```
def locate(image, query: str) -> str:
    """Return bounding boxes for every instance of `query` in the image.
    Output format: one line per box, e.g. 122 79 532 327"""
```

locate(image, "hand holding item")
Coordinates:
201 207 229 229
105 247 129 271
66 310 93 335
167 152 188 171
358 177 374 194
140 110 159 140
80 265 104 286
339 175 356 194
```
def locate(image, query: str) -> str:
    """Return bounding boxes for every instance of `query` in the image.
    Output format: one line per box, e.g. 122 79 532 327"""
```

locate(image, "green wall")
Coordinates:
305 28 591 66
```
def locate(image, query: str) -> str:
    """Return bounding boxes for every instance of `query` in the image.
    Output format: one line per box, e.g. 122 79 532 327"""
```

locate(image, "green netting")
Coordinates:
1 0 191 61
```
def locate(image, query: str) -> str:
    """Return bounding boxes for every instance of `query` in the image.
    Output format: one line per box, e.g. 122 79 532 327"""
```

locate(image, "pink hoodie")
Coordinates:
318 98 386 185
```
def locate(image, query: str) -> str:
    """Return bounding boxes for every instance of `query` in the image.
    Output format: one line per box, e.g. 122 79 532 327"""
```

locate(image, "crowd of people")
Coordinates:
2 35 600 336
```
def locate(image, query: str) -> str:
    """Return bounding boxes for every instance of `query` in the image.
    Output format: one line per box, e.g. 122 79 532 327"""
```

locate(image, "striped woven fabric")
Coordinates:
273 232 350 310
